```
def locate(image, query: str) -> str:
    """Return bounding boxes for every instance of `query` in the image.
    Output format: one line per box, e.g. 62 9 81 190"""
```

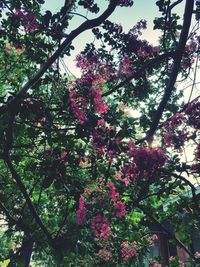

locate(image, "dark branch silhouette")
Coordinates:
4 156 54 246
147 0 194 141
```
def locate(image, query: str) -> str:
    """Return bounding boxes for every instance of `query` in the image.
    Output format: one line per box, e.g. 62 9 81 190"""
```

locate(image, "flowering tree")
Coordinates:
0 0 199 266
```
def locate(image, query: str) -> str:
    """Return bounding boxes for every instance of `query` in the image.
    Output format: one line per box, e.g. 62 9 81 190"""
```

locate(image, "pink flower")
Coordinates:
76 196 87 225
195 251 200 258
152 234 158 240
194 144 200 161
97 119 105 126
14 9 38 32
120 241 136 261
70 102 88 124
115 172 130 186
90 88 108 114
83 188 92 195
171 113 186 126
123 147 166 180
128 140 136 157
163 132 174 147
107 182 119 201
98 248 112 261
69 90 88 124
90 214 111 238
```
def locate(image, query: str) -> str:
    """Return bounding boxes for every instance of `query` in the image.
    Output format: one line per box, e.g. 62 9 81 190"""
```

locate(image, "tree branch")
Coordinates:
147 0 194 141
102 51 175 97
0 201 27 231
169 0 184 11
4 156 54 246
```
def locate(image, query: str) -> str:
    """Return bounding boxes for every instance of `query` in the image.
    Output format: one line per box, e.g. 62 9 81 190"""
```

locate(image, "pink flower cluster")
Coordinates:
170 113 186 126
107 182 127 218
191 144 200 173
133 147 166 176
14 9 38 32
121 146 166 181
107 182 119 201
76 196 87 225
195 144 200 161
76 52 115 84
75 52 115 114
90 214 111 238
115 171 129 186
162 113 188 149
120 241 136 261
69 89 88 124
98 247 112 261
90 88 108 114
152 234 158 240
182 40 197 70
162 99 200 150
76 53 99 71
118 55 133 77
185 98 200 129
92 128 108 154
195 251 200 258
149 234 159 247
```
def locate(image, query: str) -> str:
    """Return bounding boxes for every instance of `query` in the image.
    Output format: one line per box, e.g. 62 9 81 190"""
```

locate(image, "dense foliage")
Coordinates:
0 0 199 266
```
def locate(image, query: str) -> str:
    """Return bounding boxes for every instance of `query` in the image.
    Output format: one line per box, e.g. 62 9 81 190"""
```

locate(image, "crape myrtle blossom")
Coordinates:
120 145 166 182
90 87 109 114
162 113 188 149
162 98 200 149
92 125 119 156
90 214 111 238
185 98 200 129
97 247 112 261
69 89 88 124
107 182 127 218
73 52 112 117
14 9 38 32
107 182 119 202
76 196 87 225
120 241 136 261
182 39 198 70
192 143 200 173
195 251 200 258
